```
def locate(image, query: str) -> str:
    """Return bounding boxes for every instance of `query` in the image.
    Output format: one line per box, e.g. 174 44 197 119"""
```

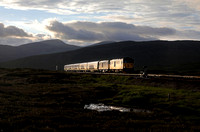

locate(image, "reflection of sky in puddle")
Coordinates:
84 103 151 113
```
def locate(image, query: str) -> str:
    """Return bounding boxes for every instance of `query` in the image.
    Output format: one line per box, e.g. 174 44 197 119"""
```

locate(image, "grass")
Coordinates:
0 68 200 131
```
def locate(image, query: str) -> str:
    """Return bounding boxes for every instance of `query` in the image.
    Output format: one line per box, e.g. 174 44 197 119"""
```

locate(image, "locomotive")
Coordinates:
64 57 134 73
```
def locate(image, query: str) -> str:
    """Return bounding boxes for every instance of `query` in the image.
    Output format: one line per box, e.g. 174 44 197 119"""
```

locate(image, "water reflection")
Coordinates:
84 103 151 113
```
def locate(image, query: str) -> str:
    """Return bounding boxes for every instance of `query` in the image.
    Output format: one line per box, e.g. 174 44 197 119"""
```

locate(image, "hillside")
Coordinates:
0 39 80 62
0 40 200 73
87 41 116 47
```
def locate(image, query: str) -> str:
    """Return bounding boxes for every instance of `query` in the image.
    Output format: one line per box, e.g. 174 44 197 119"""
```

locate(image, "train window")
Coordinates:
114 61 116 67
102 63 103 67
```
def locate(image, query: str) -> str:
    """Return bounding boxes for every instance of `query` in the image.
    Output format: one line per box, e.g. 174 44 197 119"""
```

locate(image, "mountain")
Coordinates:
0 39 80 62
0 40 200 73
88 41 116 47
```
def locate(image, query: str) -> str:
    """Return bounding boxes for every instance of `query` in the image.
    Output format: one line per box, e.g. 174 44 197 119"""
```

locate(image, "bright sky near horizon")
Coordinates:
0 0 200 46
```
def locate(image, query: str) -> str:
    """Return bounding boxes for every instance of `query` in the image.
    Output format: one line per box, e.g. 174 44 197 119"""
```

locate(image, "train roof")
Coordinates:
64 57 134 66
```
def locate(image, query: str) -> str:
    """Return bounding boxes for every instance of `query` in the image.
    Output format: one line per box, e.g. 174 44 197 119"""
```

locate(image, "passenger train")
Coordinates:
64 57 134 73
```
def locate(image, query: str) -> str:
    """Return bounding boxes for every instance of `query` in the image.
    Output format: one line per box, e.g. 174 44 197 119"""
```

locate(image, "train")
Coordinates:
64 57 134 73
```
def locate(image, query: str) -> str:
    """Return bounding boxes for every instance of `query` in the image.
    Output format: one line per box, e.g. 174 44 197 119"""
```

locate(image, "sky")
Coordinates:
0 0 200 46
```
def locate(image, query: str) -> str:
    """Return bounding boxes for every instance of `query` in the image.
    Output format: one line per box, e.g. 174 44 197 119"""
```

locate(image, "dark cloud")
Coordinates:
0 23 39 45
174 30 200 40
47 21 104 41
46 20 176 42
0 37 32 46
134 26 176 36
0 23 31 37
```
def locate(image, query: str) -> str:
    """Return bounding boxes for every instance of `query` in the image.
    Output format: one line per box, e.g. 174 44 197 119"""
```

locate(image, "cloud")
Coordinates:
0 0 173 17
0 23 31 37
46 20 178 43
1 0 200 32
0 37 33 46
0 0 198 15
172 30 200 40
46 20 200 44
1 20 200 46
46 20 104 41
177 0 200 10
0 22 50 46
1 0 200 45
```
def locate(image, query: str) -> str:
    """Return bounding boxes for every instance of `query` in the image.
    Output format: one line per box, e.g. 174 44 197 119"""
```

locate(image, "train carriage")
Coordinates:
64 64 74 71
98 60 110 72
109 57 134 73
87 61 99 72
64 63 80 71
110 58 123 72
64 57 134 73
79 63 88 72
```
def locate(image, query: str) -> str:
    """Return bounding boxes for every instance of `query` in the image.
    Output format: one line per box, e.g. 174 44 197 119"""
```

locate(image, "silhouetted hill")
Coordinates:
88 41 116 47
0 39 80 62
0 40 200 73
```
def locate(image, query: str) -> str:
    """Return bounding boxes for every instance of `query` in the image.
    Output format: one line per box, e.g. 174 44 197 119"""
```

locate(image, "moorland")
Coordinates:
0 68 200 131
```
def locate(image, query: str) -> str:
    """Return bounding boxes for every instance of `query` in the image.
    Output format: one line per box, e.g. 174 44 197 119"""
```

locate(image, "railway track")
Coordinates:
147 74 200 79
73 72 200 80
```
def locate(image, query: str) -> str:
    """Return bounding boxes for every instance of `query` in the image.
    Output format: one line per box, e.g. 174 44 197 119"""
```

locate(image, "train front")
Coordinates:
123 57 134 73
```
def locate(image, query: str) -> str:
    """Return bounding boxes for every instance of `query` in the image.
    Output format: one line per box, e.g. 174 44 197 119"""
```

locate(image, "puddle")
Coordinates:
84 103 151 113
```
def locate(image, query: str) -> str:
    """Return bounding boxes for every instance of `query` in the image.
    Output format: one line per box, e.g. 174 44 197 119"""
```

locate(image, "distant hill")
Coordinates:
0 40 200 74
0 39 80 62
88 41 116 47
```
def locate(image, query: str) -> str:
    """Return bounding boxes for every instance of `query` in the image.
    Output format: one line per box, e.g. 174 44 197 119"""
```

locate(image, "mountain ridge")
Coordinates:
0 39 80 62
0 40 200 74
